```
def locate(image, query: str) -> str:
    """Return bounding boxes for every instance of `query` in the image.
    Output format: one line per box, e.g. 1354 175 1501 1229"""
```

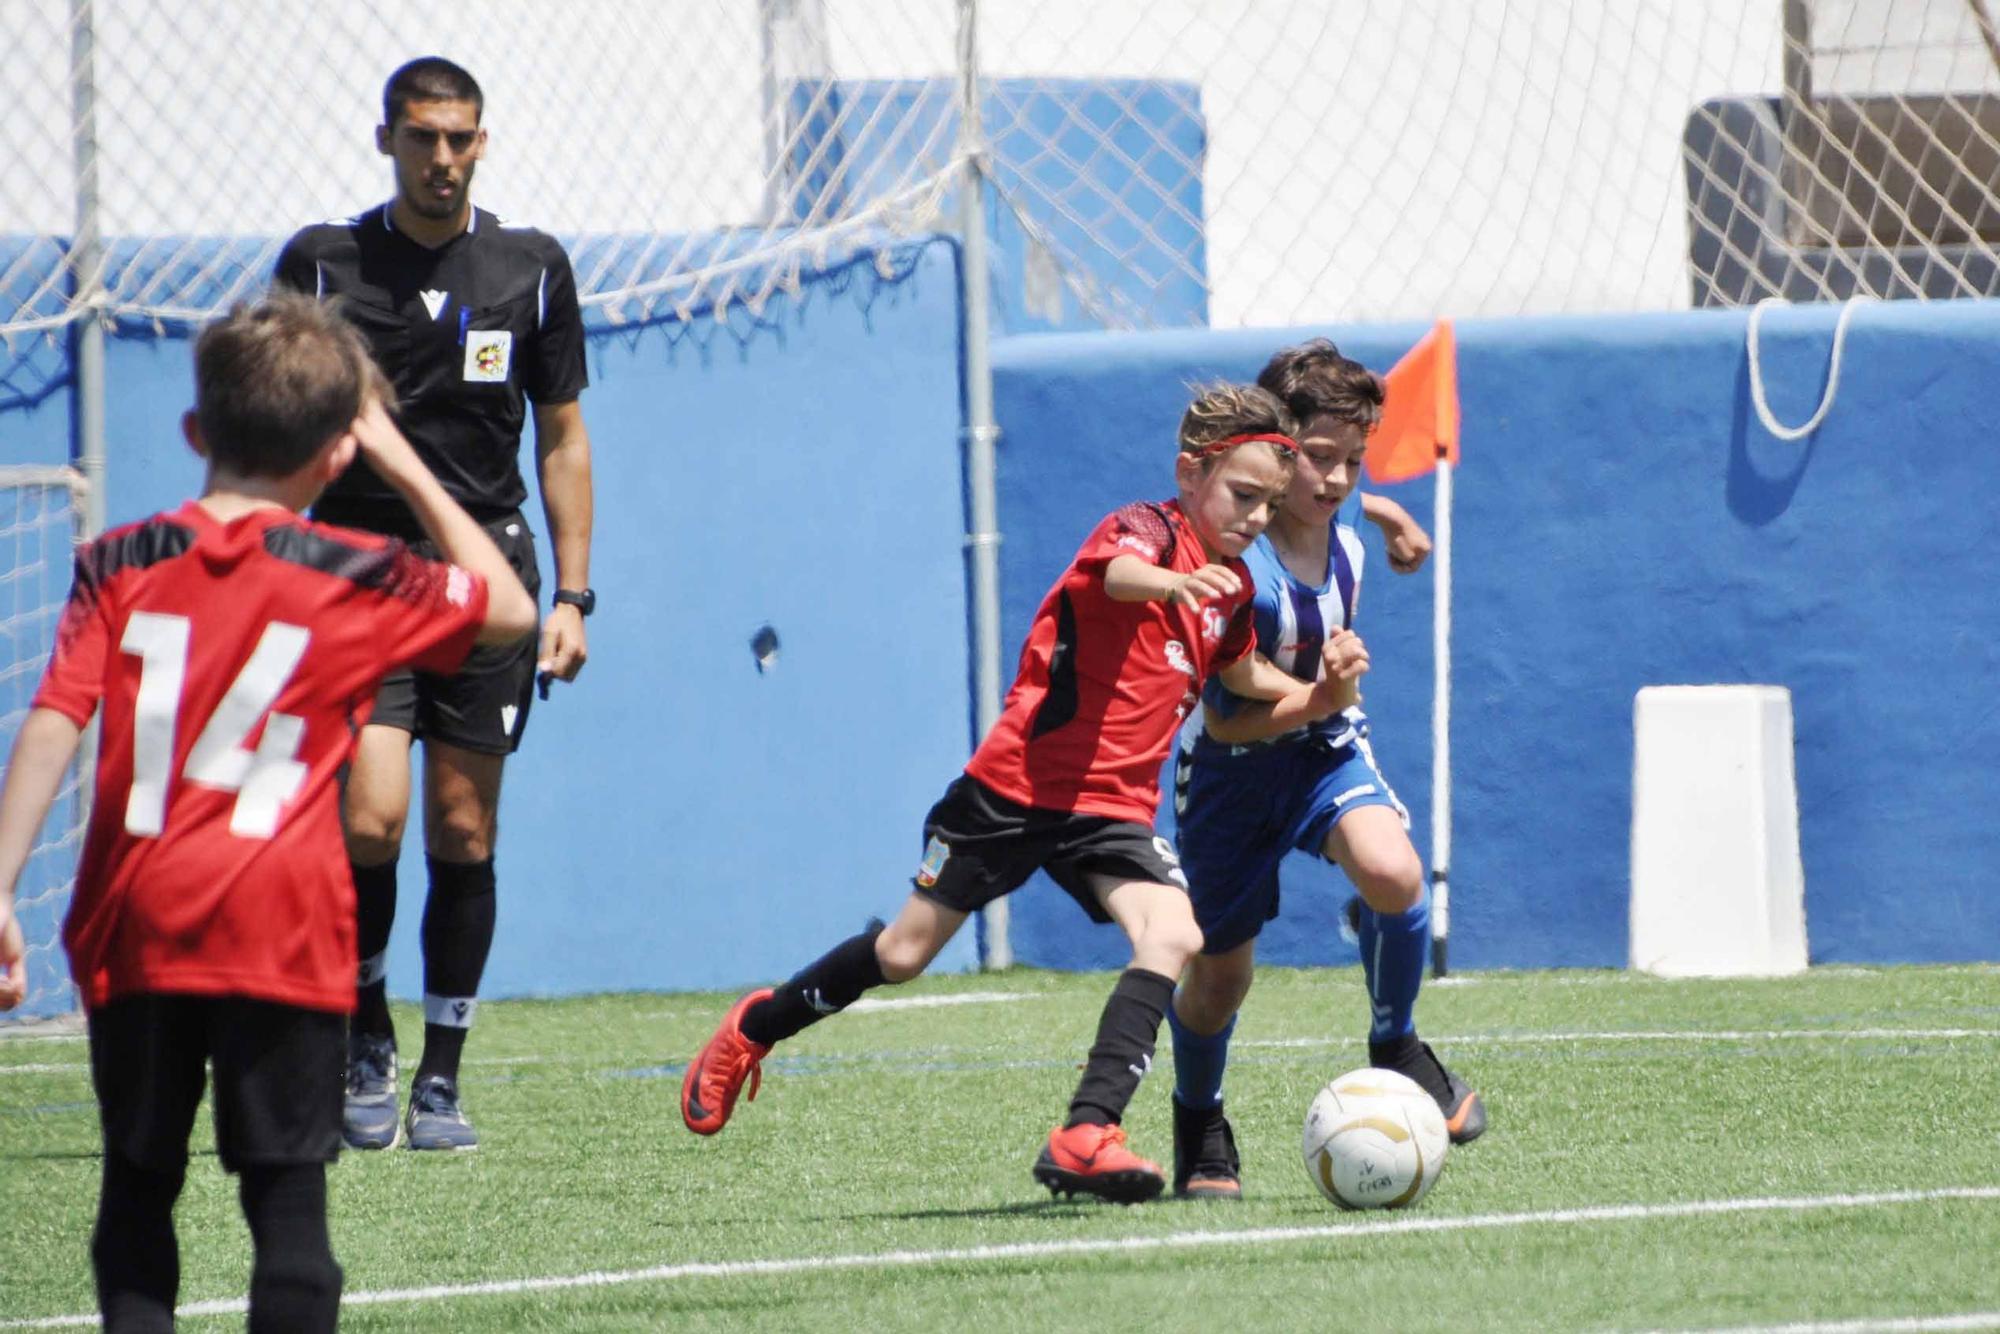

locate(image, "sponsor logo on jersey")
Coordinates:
464 330 513 382
915 835 950 888
1164 639 1195 677
446 566 473 608
1115 533 1160 557
419 288 449 320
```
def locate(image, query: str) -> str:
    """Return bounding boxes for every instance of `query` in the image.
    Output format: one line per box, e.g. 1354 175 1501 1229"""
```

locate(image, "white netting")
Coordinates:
0 467 86 1022
2 0 1993 345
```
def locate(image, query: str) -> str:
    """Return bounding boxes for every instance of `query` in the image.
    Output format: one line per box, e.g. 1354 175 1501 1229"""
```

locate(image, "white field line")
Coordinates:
846 990 1034 1013
1236 1028 2000 1051
5 1186 1999 1329
8 1024 1999 1079
1640 1314 2000 1333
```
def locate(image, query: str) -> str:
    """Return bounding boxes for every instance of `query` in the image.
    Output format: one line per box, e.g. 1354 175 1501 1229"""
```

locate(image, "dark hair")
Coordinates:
1256 338 1385 433
382 56 483 128
194 294 373 477
1176 383 1298 470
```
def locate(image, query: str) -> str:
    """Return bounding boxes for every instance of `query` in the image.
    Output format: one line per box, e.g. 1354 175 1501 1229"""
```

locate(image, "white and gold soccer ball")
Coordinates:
1301 1067 1449 1210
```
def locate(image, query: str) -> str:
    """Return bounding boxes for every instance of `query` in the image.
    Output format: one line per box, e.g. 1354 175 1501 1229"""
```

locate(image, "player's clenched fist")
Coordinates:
1321 627 1370 680
1166 563 1244 610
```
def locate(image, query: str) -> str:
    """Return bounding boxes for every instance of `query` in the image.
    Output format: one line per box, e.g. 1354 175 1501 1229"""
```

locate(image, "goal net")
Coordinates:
0 467 87 1022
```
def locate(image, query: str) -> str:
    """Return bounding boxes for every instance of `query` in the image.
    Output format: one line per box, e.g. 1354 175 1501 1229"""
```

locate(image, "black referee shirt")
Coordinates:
273 203 588 536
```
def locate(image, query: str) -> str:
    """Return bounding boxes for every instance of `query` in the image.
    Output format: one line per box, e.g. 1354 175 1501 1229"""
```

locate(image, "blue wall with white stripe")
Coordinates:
6 249 1999 1004
991 299 2000 972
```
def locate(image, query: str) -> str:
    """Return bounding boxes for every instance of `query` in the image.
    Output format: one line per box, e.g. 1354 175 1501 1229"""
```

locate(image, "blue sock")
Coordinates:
1357 893 1430 1042
1166 994 1235 1110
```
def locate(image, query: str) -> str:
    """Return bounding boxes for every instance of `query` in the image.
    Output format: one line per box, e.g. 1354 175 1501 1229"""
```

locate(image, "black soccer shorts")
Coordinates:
87 994 345 1174
911 773 1190 923
370 512 542 755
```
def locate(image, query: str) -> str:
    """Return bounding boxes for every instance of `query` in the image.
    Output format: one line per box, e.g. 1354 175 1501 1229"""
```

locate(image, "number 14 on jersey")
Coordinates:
120 612 311 840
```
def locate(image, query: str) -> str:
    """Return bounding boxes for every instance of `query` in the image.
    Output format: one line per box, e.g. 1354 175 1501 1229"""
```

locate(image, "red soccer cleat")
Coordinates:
681 988 774 1136
1032 1122 1166 1203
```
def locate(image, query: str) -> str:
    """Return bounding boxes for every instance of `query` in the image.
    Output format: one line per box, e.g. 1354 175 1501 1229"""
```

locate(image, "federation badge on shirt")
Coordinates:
464 330 513 383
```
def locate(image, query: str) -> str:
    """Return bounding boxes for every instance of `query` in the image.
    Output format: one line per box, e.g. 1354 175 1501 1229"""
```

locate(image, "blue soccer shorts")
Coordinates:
1173 735 1407 956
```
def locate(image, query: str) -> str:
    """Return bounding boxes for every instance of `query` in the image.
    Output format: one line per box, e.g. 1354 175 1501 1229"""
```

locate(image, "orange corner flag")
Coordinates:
1366 319 1460 484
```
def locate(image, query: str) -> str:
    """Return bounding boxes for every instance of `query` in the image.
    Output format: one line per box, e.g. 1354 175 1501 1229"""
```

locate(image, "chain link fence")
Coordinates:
5 0 1995 347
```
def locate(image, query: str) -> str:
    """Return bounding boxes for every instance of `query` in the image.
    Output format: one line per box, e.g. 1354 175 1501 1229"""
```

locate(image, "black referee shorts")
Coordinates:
87 993 345 1175
912 774 1190 924
370 511 542 755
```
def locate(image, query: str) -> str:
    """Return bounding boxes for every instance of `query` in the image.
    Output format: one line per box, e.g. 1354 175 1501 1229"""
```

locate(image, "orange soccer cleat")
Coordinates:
1032 1122 1166 1203
681 988 774 1136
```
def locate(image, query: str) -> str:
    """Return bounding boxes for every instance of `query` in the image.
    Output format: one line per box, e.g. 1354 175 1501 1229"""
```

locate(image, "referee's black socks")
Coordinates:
740 924 888 1047
1065 968 1175 1128
416 855 497 1085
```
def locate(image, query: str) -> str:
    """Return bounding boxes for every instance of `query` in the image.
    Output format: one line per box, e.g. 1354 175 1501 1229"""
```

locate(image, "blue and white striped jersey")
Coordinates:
1191 489 1367 759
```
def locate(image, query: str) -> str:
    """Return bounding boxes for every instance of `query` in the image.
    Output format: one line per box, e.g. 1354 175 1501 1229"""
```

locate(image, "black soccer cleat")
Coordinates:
1171 1095 1242 1200
1032 1123 1165 1204
1369 1033 1488 1145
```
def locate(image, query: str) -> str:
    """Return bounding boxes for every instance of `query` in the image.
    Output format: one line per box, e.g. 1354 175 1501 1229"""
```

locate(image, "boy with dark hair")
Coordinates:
683 384 1312 1203
0 292 534 1331
1164 338 1484 1202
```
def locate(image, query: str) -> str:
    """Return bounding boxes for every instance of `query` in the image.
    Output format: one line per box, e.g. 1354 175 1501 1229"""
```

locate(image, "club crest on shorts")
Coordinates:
915 835 950 888
464 330 513 382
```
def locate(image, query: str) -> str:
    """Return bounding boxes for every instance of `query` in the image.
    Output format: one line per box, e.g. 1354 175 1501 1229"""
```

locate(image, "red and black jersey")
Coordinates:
34 502 489 1013
966 500 1257 824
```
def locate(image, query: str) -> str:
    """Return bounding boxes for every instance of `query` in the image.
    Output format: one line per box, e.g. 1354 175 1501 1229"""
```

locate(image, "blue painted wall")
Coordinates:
4 240 977 1006
9 229 2000 994
992 300 2000 970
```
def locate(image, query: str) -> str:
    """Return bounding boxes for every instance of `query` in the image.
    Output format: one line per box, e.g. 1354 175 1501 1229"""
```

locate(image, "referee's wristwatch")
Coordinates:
552 588 596 617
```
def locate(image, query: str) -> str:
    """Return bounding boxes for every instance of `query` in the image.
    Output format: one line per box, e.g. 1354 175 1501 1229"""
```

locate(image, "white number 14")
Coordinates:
119 612 311 840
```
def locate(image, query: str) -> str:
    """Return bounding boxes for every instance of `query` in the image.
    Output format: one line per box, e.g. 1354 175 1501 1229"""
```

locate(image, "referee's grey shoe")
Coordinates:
342 1032 401 1151
405 1074 480 1151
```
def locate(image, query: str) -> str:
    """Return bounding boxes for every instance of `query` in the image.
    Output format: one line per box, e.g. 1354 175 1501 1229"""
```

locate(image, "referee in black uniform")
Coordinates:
273 57 595 1151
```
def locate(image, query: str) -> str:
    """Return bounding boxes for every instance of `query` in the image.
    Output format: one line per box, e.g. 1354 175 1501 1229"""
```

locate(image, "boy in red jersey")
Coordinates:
683 385 1323 1203
0 293 534 1333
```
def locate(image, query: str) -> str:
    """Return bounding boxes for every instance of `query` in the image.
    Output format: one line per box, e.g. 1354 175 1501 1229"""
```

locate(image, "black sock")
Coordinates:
416 856 496 1085
1065 968 1175 1128
351 859 396 1041
239 1164 342 1334
739 925 887 1047
93 1150 183 1333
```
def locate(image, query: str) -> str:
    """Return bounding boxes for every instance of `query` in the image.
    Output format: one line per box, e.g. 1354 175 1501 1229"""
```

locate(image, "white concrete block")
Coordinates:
1630 685 1808 977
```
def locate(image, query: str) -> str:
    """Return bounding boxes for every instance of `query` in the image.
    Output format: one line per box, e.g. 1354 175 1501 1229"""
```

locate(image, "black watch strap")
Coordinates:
553 588 596 616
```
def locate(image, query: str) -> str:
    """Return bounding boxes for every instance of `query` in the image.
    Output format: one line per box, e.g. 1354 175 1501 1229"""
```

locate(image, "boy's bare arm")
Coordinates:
1207 632 1369 745
1103 553 1242 610
1218 651 1302 702
349 398 537 645
0 708 85 1010
1360 492 1433 574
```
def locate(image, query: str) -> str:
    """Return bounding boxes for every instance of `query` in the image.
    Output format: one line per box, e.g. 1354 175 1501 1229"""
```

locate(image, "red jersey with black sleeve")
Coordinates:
33 501 489 1013
965 499 1257 824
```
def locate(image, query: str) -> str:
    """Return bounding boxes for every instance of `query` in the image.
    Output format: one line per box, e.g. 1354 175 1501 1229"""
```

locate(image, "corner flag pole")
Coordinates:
1429 443 1452 978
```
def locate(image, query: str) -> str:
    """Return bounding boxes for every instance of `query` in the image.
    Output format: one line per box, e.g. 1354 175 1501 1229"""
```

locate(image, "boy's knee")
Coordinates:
874 932 931 984
1141 915 1205 969
343 809 405 866
1352 853 1424 915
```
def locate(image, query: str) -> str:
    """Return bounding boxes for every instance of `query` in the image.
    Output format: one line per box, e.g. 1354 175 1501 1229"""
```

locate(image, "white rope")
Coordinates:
1746 296 1872 441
